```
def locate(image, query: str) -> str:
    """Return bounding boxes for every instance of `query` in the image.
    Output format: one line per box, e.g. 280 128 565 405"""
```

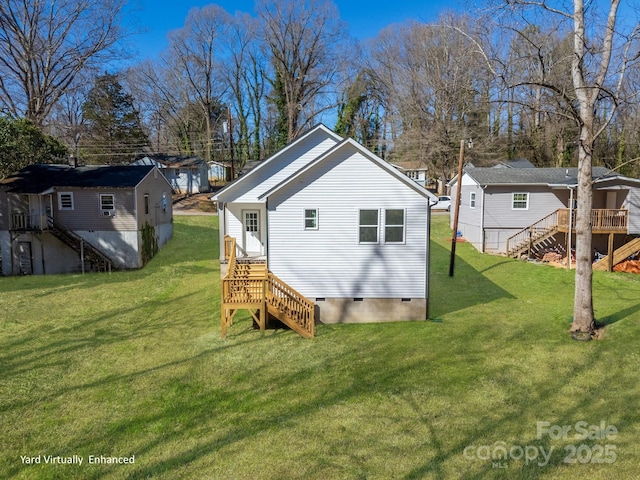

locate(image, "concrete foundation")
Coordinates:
314 297 428 324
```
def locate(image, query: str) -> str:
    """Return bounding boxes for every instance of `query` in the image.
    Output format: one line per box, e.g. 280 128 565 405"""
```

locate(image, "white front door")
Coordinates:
243 210 262 255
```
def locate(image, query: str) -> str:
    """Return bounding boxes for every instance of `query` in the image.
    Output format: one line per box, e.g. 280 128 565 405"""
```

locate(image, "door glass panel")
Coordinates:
245 212 258 232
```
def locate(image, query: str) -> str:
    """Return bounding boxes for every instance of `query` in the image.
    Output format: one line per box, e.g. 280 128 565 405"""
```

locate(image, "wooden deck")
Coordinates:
557 208 628 234
221 236 315 338
507 208 628 258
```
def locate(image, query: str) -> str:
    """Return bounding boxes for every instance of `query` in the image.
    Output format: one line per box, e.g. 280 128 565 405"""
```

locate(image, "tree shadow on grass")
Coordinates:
12 324 634 480
428 241 515 319
598 302 640 326
4 297 640 479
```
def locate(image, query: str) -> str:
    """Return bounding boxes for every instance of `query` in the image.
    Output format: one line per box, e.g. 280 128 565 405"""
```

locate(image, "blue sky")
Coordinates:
131 0 462 61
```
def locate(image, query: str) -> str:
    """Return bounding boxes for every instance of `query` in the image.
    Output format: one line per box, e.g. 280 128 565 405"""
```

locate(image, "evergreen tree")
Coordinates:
81 73 149 164
0 117 67 179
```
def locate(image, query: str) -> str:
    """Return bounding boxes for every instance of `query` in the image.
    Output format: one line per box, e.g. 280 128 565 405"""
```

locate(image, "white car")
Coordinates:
432 196 451 211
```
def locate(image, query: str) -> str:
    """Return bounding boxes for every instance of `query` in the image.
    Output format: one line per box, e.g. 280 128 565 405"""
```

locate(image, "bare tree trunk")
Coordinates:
570 0 620 335
572 126 595 333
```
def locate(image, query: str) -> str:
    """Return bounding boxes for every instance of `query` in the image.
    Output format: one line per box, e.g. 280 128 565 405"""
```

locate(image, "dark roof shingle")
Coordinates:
1 164 155 193
465 166 613 186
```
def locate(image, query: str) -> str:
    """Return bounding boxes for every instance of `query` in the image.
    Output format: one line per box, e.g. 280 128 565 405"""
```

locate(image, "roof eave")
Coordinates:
213 124 342 202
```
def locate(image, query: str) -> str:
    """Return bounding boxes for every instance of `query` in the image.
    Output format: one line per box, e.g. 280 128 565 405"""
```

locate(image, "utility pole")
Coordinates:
449 139 471 277
227 105 235 180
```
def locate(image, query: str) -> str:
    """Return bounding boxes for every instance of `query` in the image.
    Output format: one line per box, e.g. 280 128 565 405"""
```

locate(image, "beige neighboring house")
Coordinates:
0 164 173 275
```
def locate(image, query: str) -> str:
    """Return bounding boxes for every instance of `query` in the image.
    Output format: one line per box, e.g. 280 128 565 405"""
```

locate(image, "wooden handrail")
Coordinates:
506 209 559 256
266 273 315 337
222 278 265 304
10 213 48 231
506 208 629 257
224 235 236 263
223 235 238 279
222 235 315 337
558 208 627 232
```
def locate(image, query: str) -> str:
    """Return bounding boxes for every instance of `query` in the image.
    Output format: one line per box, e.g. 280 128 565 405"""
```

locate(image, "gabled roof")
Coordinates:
213 124 343 202
0 164 158 194
259 137 436 201
390 160 430 171
135 154 206 168
459 166 623 187
495 158 536 169
237 160 261 176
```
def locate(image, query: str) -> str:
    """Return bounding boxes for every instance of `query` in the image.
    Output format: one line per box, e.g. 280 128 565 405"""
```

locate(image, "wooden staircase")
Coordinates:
593 237 640 271
221 236 315 338
506 210 560 258
47 215 114 272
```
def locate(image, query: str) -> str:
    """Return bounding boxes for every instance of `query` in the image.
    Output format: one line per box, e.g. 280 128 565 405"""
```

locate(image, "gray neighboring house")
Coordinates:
0 164 173 275
449 164 640 261
134 154 209 194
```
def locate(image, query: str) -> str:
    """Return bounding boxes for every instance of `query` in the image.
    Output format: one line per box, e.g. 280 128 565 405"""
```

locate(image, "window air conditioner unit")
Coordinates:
102 210 114 217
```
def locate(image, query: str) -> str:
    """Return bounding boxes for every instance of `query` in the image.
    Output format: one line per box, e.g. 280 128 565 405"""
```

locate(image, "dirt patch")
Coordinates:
173 193 216 214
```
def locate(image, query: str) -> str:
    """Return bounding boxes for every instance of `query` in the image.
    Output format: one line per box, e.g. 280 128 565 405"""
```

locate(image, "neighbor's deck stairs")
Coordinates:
47 215 114 272
506 210 561 258
592 237 640 271
221 237 315 338
507 210 640 270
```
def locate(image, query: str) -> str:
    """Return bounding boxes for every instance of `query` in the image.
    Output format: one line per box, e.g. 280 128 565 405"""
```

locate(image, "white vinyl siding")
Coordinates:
466 185 569 253
451 176 485 252
222 131 340 203
267 149 428 299
224 202 266 254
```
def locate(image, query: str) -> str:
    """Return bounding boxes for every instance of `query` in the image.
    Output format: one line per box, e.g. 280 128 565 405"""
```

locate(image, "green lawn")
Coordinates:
1 215 639 479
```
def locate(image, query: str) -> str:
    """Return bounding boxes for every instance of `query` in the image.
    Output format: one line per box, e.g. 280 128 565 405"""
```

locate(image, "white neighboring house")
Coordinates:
213 124 437 324
134 154 209 194
391 162 430 188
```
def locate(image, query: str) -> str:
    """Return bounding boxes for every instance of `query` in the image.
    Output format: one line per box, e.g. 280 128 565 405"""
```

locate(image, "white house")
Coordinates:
391 162 430 188
213 124 437 325
208 161 230 184
134 154 209 194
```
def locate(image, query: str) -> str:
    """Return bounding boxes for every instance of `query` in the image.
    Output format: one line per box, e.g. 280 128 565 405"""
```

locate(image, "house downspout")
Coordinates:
568 186 575 270
481 185 487 252
264 198 269 266
425 199 431 320
218 202 226 263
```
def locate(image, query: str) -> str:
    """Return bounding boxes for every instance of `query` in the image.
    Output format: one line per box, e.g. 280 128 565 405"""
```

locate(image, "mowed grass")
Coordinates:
1 215 639 479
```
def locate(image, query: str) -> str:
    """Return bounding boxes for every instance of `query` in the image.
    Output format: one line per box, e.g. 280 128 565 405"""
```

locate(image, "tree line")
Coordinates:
1 0 640 182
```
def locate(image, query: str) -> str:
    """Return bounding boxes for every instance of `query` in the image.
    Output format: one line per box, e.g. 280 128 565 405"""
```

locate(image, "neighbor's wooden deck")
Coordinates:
506 208 629 258
557 208 628 234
